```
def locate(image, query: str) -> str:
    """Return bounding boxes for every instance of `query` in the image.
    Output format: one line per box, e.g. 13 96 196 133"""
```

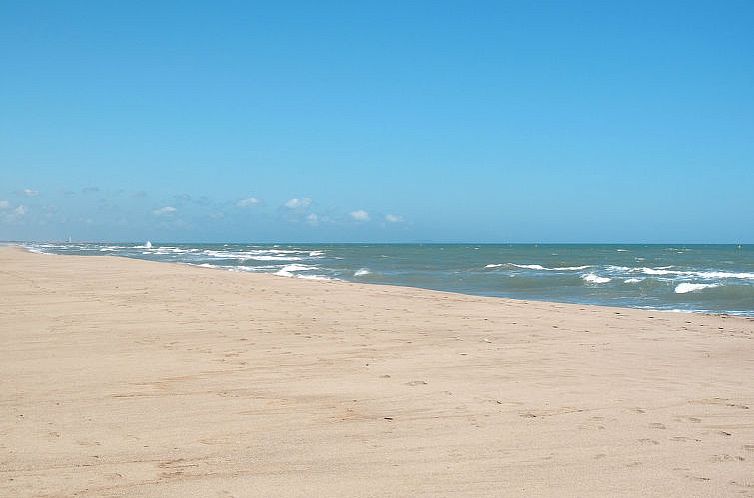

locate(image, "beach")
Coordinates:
1 245 753 496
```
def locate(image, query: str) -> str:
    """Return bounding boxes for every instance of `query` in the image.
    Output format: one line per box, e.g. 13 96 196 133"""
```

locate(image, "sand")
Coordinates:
1 246 753 497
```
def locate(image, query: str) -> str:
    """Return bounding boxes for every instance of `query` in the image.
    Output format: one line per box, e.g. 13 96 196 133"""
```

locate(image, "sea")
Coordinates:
21 242 754 316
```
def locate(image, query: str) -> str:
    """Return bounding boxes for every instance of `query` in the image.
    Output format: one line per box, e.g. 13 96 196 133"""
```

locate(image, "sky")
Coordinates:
1 1 752 243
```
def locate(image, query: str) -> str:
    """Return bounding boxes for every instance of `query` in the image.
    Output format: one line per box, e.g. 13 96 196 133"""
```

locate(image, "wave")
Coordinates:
632 267 754 280
354 268 371 276
674 283 720 294
624 278 642 284
278 264 318 272
192 263 221 269
487 263 591 271
151 247 195 255
98 245 127 252
274 264 320 278
693 271 754 280
248 255 305 261
202 249 305 261
24 246 47 254
582 273 611 284
510 263 547 270
297 274 335 281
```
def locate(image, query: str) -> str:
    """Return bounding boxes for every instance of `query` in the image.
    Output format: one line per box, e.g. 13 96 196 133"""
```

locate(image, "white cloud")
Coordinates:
2 204 27 223
284 197 311 209
306 213 319 226
236 196 261 208
0 200 9 209
22 189 39 197
350 209 370 222
385 214 403 223
153 206 177 216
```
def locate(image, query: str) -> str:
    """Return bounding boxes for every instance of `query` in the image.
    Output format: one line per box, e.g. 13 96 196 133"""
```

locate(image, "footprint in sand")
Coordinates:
671 436 701 442
405 380 427 386
729 480 754 489
709 454 745 462
686 475 711 482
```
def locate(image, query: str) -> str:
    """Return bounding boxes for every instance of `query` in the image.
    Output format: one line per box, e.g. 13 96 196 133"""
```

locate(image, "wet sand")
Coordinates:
1 246 753 496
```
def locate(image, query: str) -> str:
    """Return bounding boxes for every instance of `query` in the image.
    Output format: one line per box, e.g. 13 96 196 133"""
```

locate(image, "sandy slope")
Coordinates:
1 246 753 497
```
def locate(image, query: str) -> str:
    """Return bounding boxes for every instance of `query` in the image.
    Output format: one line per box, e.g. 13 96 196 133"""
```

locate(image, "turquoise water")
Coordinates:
23 242 754 316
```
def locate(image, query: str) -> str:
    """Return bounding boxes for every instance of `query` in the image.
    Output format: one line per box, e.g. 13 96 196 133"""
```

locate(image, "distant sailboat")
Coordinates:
145 240 152 249
67 235 72 243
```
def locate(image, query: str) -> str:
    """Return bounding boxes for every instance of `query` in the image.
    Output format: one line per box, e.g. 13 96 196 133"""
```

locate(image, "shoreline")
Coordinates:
12 243 754 319
2 246 753 496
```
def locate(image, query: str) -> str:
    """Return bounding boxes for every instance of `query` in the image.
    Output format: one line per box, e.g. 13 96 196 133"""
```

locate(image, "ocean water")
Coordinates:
21 242 754 316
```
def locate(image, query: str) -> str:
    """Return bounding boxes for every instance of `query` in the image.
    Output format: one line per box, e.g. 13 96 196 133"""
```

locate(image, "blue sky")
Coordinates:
1 1 752 243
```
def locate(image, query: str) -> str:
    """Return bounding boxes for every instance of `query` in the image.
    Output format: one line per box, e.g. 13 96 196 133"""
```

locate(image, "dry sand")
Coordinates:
1 246 753 497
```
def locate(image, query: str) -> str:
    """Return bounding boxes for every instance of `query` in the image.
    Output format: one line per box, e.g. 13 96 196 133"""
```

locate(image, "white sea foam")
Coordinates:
251 255 305 261
616 249 628 252
582 273 611 284
630 267 754 280
511 264 546 270
202 249 304 261
297 274 334 281
231 265 278 272
153 248 193 255
354 268 371 276
694 271 754 280
674 283 720 294
279 264 318 272
274 264 319 278
502 263 590 271
606 265 631 272
640 268 675 275
484 264 503 268
624 278 642 284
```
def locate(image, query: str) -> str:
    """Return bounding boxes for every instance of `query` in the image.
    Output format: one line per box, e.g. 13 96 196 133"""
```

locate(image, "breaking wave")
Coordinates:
582 273 611 284
674 283 720 294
